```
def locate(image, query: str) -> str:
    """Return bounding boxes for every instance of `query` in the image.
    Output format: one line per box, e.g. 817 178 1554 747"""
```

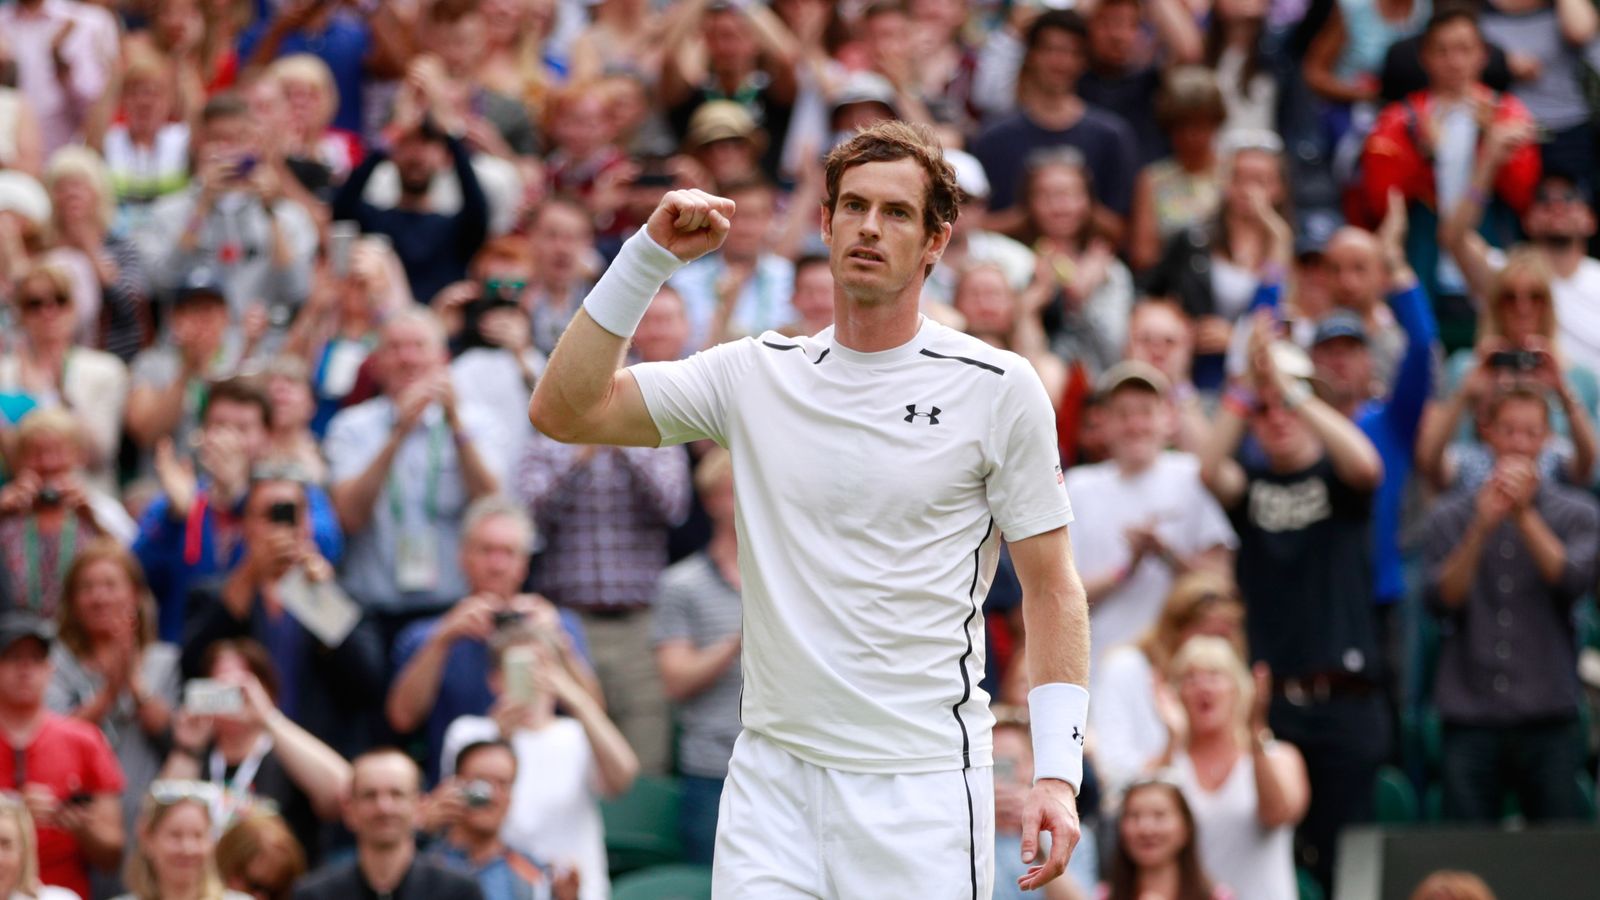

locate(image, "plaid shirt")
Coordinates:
516 434 691 610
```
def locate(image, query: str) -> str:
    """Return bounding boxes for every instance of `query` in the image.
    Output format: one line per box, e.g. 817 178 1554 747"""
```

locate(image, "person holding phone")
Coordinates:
440 630 638 900
159 639 352 863
178 468 383 764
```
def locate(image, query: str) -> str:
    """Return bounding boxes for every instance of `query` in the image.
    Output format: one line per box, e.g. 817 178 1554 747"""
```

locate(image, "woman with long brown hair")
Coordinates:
1101 780 1231 900
47 539 180 853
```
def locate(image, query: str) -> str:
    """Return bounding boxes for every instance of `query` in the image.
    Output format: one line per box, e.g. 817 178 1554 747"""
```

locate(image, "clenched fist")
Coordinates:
646 189 736 263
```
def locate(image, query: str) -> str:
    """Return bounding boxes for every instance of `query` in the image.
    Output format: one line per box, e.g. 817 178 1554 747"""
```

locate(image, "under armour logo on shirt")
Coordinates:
1072 727 1085 746
905 405 941 424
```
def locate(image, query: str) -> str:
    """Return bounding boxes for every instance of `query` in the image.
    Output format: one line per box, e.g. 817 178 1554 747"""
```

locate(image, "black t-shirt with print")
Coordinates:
1225 454 1382 682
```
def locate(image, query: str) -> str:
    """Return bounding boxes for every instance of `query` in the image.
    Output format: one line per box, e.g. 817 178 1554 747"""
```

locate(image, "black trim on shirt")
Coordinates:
813 348 830 365
962 767 978 900
761 341 801 351
920 348 1006 376
953 518 993 767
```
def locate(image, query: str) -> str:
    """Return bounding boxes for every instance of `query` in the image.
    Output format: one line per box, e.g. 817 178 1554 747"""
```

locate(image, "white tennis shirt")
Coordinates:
632 317 1073 774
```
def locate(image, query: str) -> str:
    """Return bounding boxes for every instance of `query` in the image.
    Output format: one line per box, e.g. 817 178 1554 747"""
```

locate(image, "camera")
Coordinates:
459 281 526 352
1487 349 1542 372
267 501 300 527
492 610 527 630
461 780 495 808
34 486 62 508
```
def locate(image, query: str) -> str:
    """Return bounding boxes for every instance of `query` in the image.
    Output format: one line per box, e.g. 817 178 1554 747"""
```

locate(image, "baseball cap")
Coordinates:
831 71 900 119
1311 310 1369 347
1096 360 1171 400
0 611 55 654
944 149 991 202
684 100 763 151
0 171 52 229
1296 209 1342 259
175 267 228 307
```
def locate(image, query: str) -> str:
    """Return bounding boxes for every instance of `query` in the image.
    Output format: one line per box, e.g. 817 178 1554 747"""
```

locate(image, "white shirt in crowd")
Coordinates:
1171 750 1298 900
632 317 1072 774
1552 257 1600 379
442 716 610 900
1066 452 1236 690
1089 645 1168 799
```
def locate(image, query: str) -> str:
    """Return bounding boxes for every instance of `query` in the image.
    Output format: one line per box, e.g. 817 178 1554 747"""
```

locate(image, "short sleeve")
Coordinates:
323 407 380 483
984 365 1073 541
629 338 752 447
652 573 693 645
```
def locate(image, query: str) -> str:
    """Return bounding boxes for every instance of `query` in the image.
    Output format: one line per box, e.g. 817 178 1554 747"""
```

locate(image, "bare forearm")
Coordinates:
451 429 500 499
568 694 640 797
1516 508 1568 585
1297 396 1382 489
1417 397 1467 488
529 312 633 439
331 433 404 533
263 710 352 820
386 637 452 732
126 379 192 447
77 801 124 871
657 641 740 701
1559 391 1597 484
1024 584 1090 690
1252 743 1300 828
1436 519 1491 607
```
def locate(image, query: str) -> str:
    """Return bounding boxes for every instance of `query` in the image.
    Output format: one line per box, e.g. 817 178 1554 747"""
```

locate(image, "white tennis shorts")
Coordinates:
712 730 995 899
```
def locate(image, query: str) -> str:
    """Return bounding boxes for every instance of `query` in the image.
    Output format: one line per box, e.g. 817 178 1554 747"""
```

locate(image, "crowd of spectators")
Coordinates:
1 0 1599 899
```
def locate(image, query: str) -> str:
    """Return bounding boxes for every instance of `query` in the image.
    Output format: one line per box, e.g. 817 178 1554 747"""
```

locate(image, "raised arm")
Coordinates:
1439 120 1536 302
528 190 733 446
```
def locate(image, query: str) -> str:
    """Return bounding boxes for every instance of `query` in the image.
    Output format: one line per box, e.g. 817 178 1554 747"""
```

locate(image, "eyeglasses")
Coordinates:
18 294 69 314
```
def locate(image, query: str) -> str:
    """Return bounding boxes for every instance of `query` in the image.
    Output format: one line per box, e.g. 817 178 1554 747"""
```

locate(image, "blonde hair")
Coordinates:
1136 571 1245 676
1480 245 1558 345
1410 871 1497 900
12 263 74 315
1168 634 1253 743
0 795 43 896
45 145 115 233
15 407 87 460
269 54 340 130
124 796 227 900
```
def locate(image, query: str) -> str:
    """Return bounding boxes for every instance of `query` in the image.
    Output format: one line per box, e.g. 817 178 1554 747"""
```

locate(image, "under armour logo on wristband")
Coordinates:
905 405 941 424
1072 727 1085 746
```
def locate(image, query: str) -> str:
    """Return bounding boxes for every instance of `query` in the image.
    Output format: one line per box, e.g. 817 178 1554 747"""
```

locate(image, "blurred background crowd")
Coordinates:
1 0 1599 898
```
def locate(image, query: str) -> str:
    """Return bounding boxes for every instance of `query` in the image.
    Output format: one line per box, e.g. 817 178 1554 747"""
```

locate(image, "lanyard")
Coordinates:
23 512 78 611
208 733 274 831
386 415 447 524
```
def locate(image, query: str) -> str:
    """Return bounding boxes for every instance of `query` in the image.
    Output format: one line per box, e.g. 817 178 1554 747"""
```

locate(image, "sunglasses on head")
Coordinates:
148 780 221 807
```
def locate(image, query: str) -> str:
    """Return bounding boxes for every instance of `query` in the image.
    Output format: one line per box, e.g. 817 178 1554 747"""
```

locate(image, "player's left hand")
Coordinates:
1018 777 1080 891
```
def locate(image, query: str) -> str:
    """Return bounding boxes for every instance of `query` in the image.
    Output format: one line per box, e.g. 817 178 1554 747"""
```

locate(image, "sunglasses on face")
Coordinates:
1498 289 1550 305
19 294 69 314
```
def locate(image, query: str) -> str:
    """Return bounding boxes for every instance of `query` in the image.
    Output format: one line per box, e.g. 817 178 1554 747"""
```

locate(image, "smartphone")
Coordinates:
329 221 359 277
502 646 538 705
183 679 243 716
267 501 300 527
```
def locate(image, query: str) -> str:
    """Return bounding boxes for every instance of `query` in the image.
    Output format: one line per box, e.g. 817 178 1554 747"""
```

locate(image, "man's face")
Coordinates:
1028 164 1091 243
551 94 610 158
1310 337 1372 407
0 639 50 710
380 319 445 395
1421 20 1486 94
823 157 949 305
456 746 516 837
1525 182 1597 242
633 289 690 362
1104 387 1168 469
1324 233 1384 309
436 15 485 77
1222 149 1282 212
697 137 760 186
1025 27 1086 93
791 261 835 327
171 299 229 359
123 76 172 131
392 131 445 196
202 398 269 464
1127 305 1192 380
704 11 758 76
461 513 530 598
864 10 912 70
1487 397 1549 461
722 187 774 260
240 480 308 561
1088 2 1141 70
1249 390 1312 468
954 267 1014 338
345 755 421 848
531 204 592 284
199 114 256 166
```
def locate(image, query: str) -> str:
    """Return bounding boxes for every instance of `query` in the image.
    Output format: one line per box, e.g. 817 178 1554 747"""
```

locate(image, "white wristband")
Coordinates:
581 229 685 338
1028 683 1089 795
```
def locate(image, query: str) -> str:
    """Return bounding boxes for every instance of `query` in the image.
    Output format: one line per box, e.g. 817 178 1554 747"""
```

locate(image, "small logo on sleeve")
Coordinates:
1054 464 1065 485
904 405 941 425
